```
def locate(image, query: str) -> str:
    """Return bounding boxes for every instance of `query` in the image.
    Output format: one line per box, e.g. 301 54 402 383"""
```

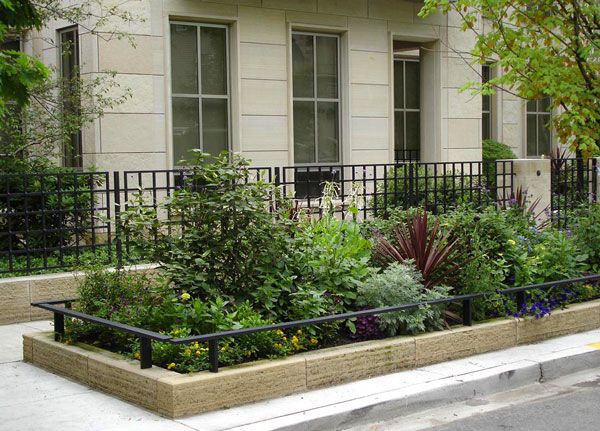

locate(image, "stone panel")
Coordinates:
351 84 389 118
286 11 347 27
517 302 600 345
31 334 89 383
262 0 316 12
88 353 169 411
240 115 288 152
304 337 416 389
165 0 237 17
30 274 79 321
348 17 388 52
98 35 163 75
351 117 389 150
350 50 388 85
415 320 517 366
241 79 288 116
369 0 413 23
104 74 164 114
446 88 481 119
447 118 480 149
317 0 367 17
240 42 287 80
159 357 306 417
238 6 286 45
0 280 30 324
100 113 166 153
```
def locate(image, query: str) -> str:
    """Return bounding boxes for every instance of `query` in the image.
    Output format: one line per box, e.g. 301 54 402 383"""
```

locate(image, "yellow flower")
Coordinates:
507 239 516 246
276 330 284 336
291 336 298 343
310 338 318 345
184 348 192 356
282 336 287 341
167 363 176 370
296 329 303 335
133 352 141 360
181 292 191 301
195 350 201 357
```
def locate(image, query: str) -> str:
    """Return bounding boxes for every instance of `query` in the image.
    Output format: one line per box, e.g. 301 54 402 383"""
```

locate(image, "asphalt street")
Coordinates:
430 384 600 431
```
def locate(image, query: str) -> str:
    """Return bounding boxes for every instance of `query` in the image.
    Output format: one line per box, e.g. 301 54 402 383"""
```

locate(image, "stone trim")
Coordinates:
23 300 600 418
0 264 158 325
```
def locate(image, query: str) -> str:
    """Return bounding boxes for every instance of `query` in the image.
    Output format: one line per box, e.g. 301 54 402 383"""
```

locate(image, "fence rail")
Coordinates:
32 273 600 373
1 159 514 275
551 157 598 228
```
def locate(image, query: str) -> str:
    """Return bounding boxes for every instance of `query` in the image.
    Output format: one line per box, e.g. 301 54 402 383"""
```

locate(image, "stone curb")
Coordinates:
238 349 600 431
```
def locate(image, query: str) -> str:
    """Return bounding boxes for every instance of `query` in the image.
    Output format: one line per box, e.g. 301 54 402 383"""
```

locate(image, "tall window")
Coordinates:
394 58 420 161
59 27 82 169
170 23 229 164
292 32 340 165
526 97 552 157
482 64 492 141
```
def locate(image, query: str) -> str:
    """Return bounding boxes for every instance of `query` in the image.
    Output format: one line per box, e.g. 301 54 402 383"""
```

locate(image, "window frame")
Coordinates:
393 56 421 159
291 31 342 166
526 97 552 157
481 64 492 141
57 26 82 169
169 21 231 165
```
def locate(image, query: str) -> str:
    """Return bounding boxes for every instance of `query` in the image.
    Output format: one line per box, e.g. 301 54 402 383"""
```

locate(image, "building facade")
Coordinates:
27 0 555 171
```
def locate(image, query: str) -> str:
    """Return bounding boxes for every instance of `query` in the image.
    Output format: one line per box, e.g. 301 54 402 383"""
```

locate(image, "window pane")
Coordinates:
171 24 198 94
172 97 200 163
538 114 551 156
60 30 78 81
482 94 490 112
292 34 314 98
526 114 537 156
394 111 404 151
405 111 420 151
539 96 551 112
316 36 338 99
482 113 491 140
317 102 339 163
405 61 420 109
202 98 228 155
526 100 537 112
394 61 404 109
294 101 315 163
201 27 227 95
482 65 490 83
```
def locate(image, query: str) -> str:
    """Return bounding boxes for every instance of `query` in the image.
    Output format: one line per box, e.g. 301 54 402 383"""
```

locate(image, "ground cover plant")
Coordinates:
63 154 600 373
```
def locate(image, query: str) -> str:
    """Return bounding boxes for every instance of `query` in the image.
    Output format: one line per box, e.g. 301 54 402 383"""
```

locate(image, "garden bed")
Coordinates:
24 300 600 418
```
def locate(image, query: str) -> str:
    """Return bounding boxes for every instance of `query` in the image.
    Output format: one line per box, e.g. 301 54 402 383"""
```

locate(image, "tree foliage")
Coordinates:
420 0 600 156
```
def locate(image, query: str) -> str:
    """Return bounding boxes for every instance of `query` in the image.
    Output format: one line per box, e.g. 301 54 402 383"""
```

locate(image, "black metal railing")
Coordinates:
551 157 598 228
32 273 600 373
1 160 513 275
394 149 420 162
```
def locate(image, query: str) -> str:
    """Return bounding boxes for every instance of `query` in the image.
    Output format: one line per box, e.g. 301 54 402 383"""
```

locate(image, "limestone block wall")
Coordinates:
37 0 486 170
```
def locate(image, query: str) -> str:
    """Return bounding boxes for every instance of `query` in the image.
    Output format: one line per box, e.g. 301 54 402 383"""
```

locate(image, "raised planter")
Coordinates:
23 300 600 418
0 264 158 325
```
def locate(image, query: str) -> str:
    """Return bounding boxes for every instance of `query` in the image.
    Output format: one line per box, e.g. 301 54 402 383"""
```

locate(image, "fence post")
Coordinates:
507 159 552 219
594 158 600 203
113 171 123 269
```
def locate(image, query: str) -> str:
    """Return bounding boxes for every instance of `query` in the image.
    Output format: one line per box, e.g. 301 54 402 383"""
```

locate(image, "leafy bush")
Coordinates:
571 203 600 272
357 263 449 335
373 211 469 288
482 139 517 162
121 152 292 303
371 165 492 216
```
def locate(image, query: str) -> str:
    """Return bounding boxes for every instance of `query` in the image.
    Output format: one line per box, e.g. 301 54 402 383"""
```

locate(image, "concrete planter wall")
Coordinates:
0 264 158 325
23 300 600 418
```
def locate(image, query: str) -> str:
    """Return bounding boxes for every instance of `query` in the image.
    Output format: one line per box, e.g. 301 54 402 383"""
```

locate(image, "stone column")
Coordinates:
499 158 552 216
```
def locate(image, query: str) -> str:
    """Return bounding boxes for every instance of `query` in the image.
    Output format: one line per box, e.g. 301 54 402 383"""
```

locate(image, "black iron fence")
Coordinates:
551 157 598 228
32 273 600 372
1 160 513 275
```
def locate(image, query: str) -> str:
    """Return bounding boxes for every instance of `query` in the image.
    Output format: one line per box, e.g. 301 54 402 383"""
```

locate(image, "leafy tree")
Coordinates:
420 0 600 156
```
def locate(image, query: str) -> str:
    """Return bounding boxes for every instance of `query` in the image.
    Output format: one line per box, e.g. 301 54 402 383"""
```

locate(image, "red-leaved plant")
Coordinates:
374 211 470 289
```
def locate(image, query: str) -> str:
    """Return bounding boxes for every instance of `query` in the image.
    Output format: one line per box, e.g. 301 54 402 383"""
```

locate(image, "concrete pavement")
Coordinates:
1 321 600 431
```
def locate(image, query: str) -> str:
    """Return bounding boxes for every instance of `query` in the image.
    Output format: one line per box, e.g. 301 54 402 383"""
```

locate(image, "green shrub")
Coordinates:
482 139 517 162
571 203 600 272
370 165 493 217
357 262 449 335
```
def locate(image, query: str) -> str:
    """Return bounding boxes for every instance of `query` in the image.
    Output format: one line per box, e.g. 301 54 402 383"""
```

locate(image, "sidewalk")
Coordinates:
1 321 600 431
